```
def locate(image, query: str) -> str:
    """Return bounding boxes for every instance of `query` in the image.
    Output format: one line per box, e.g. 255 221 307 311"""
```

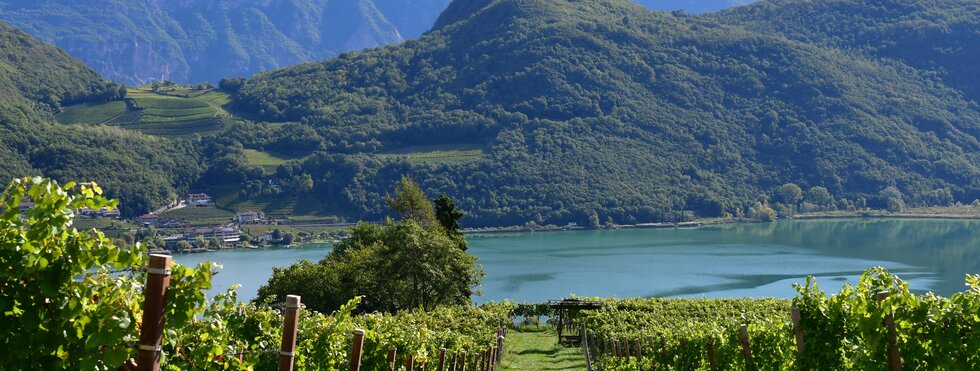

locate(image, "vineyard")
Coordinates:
577 270 980 370
3 177 979 370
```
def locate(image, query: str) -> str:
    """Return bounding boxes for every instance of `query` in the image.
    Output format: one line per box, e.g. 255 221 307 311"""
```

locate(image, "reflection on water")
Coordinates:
176 219 979 303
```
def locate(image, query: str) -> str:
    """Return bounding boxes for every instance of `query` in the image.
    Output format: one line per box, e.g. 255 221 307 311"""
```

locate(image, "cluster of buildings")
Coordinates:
162 225 243 249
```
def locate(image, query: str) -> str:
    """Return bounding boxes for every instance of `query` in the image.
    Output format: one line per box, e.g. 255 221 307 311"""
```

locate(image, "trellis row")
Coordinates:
580 303 902 371
135 254 506 371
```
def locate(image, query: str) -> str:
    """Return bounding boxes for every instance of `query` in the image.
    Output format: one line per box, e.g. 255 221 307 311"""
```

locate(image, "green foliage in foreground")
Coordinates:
0 177 506 370
581 268 980 370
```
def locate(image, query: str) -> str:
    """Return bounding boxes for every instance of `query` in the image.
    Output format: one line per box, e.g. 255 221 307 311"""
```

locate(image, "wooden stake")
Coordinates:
438 348 447 371
624 339 631 360
278 295 302 371
707 341 717 371
634 339 642 359
791 307 809 371
739 325 752 366
388 348 398 371
137 254 172 371
581 326 593 371
460 352 467 371
877 293 902 371
348 329 365 371
407 355 415 371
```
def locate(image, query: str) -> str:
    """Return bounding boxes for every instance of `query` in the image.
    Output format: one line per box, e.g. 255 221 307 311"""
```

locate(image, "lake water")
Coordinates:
175 218 980 303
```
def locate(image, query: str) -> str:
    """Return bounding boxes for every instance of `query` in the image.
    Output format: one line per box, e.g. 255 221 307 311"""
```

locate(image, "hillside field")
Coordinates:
55 85 232 136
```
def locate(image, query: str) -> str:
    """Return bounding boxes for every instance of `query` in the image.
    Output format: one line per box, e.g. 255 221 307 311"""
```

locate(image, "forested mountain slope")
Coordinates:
0 0 760 86
0 0 452 84
717 0 980 102
229 0 980 226
0 22 203 216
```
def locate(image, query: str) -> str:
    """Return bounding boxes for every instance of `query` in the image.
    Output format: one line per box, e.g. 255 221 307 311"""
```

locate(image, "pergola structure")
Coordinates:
548 298 603 342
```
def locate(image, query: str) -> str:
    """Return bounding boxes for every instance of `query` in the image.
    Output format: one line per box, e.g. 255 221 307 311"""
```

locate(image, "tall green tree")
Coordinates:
257 218 483 313
386 177 437 227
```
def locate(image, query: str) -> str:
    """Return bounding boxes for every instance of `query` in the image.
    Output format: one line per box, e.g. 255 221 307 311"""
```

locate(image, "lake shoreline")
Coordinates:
461 206 980 235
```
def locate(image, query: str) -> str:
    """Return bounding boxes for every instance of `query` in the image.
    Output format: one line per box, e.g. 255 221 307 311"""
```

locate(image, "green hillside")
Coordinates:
716 0 980 103
0 21 204 216
229 0 980 226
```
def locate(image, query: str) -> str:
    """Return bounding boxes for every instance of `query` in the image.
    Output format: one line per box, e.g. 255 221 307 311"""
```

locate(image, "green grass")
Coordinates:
244 149 309 170
158 207 234 226
380 144 485 164
499 326 586 371
56 101 127 124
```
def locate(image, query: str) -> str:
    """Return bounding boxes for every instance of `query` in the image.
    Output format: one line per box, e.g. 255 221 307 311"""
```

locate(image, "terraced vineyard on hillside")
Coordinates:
56 85 232 136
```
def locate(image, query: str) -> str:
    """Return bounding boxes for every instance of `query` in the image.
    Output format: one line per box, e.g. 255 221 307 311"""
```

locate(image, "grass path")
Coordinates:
500 326 586 371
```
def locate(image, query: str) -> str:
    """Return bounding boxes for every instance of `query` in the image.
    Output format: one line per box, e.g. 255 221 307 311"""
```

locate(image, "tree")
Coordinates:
218 77 247 93
879 186 906 212
805 186 835 208
775 183 804 205
749 202 777 221
386 177 436 226
434 194 468 250
256 218 483 313
177 240 193 251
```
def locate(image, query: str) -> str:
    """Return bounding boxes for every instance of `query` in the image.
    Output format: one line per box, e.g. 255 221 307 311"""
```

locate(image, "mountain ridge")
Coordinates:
227 0 979 225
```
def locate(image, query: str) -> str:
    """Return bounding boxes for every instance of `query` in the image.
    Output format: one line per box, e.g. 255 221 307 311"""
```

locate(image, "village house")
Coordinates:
256 231 275 243
185 226 242 245
138 214 159 226
187 193 213 207
158 219 188 229
234 211 265 224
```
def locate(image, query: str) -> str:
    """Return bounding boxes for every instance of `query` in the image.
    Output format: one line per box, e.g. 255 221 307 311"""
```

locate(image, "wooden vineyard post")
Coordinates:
387 348 397 371
137 254 172 371
707 341 717 371
480 349 487 371
624 339 631 360
407 355 415 371
877 292 902 371
791 307 809 371
348 329 365 371
634 339 642 359
450 351 458 371
460 352 467 371
589 331 598 362
613 339 620 358
490 346 498 371
581 326 593 371
739 325 752 367
437 348 447 371
278 295 302 371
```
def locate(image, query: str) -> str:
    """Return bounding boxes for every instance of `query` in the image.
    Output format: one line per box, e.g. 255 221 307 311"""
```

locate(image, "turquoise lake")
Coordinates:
175 218 980 303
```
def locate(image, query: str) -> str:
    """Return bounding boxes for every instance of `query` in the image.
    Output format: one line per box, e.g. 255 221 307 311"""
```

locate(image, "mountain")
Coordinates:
0 0 763 86
226 0 980 226
0 0 451 85
716 0 980 102
0 21 203 216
